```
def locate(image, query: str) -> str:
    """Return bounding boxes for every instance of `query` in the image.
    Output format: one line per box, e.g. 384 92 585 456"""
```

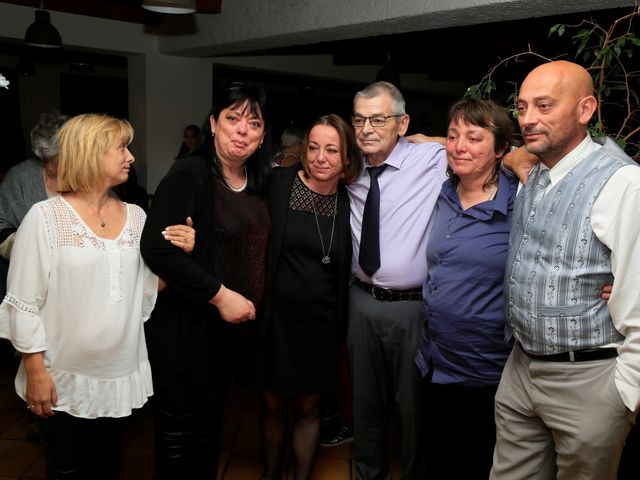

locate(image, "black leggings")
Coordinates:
151 365 229 480
37 412 128 480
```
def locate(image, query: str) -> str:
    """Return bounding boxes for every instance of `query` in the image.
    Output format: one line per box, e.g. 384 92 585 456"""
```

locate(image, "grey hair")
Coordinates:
280 127 305 148
353 81 406 115
30 110 70 161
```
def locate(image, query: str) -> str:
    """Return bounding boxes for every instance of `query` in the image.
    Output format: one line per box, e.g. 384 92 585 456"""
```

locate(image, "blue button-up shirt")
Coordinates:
416 171 517 386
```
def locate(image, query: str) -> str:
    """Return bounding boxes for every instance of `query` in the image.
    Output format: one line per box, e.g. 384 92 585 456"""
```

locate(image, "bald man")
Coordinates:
491 61 640 480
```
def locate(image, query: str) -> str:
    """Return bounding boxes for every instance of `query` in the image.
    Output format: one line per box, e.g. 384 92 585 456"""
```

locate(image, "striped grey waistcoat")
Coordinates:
504 138 633 354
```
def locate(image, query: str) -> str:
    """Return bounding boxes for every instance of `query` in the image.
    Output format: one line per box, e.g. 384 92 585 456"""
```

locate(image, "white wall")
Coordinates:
0 3 212 192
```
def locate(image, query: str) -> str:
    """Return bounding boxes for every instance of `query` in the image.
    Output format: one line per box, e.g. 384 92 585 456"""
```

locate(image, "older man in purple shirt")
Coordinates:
346 81 447 480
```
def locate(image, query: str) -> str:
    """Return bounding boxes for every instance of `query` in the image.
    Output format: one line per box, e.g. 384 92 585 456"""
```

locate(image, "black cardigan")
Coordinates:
141 154 239 383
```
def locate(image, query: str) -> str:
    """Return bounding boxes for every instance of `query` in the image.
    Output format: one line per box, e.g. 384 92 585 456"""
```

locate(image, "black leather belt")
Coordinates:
519 342 618 363
354 278 422 302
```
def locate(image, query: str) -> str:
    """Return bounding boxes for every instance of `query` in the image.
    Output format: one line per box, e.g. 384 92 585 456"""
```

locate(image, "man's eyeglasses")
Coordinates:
351 114 404 128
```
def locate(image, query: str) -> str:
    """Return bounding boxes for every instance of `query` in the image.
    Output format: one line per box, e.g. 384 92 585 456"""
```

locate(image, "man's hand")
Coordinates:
405 134 446 146
502 147 539 184
210 284 256 324
602 284 613 301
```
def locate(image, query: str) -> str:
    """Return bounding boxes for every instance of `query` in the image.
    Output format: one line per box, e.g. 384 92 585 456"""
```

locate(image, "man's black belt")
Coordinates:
354 278 422 302
519 342 618 363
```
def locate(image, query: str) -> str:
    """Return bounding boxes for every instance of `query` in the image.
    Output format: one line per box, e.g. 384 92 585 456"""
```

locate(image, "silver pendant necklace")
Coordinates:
312 192 338 264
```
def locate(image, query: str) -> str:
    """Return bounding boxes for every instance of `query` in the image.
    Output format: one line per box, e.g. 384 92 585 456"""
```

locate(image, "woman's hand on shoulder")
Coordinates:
210 284 256 324
22 352 57 418
162 216 195 254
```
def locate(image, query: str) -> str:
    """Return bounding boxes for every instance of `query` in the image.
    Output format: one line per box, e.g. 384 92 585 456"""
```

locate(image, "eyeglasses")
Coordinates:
351 114 404 128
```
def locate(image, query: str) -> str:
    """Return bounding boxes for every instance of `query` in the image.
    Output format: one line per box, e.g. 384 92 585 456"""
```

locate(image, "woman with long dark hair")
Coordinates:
140 81 272 479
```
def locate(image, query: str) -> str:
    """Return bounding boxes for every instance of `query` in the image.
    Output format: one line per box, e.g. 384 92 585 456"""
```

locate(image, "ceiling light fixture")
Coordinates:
24 3 62 49
142 0 197 14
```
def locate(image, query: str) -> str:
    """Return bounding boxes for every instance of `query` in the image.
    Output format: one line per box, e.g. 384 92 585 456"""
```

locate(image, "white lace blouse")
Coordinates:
0 196 158 419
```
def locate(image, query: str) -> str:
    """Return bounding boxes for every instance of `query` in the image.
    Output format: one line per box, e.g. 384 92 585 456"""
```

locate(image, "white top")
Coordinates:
542 135 640 411
0 196 158 418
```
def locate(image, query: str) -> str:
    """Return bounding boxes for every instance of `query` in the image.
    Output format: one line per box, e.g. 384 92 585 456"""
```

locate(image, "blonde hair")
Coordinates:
56 114 134 193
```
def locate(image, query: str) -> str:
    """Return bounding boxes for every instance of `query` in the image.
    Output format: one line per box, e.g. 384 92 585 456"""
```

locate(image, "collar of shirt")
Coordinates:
543 133 602 187
441 171 514 221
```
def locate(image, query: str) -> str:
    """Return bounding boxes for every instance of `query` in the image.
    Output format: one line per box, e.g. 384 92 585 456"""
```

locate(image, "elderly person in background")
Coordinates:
259 114 361 480
273 126 305 167
0 113 194 479
0 110 69 262
415 98 517 479
141 81 272 479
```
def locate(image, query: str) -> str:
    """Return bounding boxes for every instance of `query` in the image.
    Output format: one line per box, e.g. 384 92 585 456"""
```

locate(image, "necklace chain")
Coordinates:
79 194 108 228
456 182 497 203
312 192 338 264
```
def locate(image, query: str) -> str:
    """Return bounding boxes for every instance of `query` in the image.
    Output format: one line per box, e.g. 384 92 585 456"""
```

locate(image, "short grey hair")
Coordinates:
353 81 406 115
30 109 70 162
280 127 305 148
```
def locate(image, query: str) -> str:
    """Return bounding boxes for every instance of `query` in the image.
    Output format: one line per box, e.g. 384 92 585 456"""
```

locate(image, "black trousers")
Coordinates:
37 411 128 480
150 364 230 480
416 380 498 480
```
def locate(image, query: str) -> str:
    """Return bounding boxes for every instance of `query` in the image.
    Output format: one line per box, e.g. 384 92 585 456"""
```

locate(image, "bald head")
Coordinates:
523 61 594 99
516 61 597 167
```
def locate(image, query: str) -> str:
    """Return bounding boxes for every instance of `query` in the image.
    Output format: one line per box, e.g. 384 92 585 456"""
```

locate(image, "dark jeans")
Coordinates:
151 364 230 480
37 411 128 480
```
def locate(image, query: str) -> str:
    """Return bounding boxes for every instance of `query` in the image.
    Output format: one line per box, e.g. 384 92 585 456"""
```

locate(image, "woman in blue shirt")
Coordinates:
415 98 517 479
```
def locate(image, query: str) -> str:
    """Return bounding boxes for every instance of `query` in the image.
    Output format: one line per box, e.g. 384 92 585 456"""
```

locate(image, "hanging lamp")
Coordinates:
24 5 62 49
142 0 197 14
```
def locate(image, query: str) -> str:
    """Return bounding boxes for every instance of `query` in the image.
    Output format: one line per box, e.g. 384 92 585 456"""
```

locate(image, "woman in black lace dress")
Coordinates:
259 114 362 480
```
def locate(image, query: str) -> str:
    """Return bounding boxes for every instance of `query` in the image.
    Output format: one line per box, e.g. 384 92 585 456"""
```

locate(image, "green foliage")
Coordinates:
465 5 640 161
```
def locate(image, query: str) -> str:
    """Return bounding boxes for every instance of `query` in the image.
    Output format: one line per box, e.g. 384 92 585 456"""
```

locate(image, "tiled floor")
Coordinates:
0 340 401 479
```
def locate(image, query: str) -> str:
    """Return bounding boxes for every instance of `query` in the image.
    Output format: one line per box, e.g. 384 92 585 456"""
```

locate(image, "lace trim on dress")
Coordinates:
3 293 39 316
38 197 143 252
38 198 147 304
289 175 338 217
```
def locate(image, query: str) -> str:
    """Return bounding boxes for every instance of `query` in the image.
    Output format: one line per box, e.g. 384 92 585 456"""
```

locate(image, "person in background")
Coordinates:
175 124 202 160
273 126 305 167
112 164 149 212
491 60 640 480
0 109 69 444
0 110 69 264
415 98 517 479
0 113 194 479
140 81 272 480
258 114 361 479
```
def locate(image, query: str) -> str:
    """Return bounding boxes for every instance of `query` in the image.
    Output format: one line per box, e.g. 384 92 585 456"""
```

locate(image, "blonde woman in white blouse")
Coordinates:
0 114 193 479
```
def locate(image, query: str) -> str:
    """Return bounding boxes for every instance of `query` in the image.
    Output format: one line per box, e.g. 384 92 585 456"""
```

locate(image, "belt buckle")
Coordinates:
370 285 386 301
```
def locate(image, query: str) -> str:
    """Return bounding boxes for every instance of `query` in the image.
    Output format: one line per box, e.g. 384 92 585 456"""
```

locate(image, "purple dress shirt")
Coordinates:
346 137 447 290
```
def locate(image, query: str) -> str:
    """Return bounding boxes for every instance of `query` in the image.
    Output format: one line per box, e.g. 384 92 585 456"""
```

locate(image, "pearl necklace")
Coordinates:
227 165 248 192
